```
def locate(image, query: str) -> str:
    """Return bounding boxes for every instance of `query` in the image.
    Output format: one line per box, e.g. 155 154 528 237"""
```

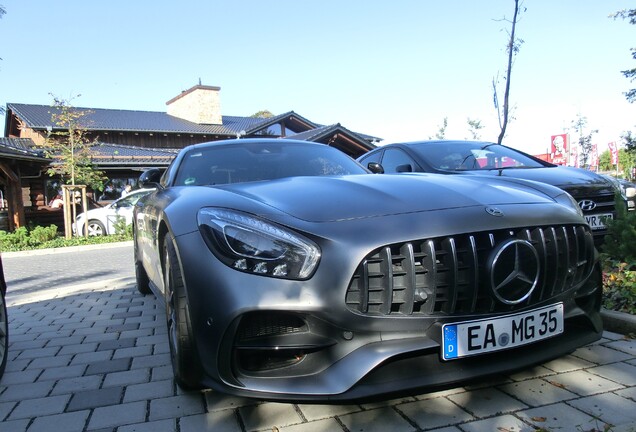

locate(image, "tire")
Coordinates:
134 236 151 295
86 220 106 236
0 289 8 381
163 236 203 390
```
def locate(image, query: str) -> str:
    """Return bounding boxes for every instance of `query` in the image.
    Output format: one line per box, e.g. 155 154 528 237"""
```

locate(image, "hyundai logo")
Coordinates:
578 199 597 211
488 239 540 305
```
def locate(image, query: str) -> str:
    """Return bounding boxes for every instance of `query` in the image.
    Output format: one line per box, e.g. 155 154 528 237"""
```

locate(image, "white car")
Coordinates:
74 189 154 236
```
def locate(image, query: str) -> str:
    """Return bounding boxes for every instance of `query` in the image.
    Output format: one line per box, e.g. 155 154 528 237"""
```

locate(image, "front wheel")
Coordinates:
134 234 151 295
86 220 106 236
163 235 203 390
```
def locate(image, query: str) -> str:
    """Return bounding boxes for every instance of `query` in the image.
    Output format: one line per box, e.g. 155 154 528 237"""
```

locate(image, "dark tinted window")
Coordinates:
381 148 419 173
410 142 544 171
174 142 367 186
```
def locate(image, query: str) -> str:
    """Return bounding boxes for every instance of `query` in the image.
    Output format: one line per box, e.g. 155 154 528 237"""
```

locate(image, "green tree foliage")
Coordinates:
612 9 636 103
570 114 597 168
599 148 636 178
37 95 106 190
466 118 484 140
250 110 274 118
431 117 448 139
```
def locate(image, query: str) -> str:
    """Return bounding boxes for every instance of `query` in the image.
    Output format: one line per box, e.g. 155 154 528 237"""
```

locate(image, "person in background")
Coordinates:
49 194 64 208
121 184 132 197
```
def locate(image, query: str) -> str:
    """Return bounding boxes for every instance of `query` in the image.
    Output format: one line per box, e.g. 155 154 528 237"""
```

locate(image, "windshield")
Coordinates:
410 142 546 172
174 141 367 186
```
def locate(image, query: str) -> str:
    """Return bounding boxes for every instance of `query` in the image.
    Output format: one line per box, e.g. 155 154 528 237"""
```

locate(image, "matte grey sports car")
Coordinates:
134 138 602 401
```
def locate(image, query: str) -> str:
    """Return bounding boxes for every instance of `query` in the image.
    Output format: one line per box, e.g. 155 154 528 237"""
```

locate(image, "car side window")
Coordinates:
381 148 418 173
359 150 383 168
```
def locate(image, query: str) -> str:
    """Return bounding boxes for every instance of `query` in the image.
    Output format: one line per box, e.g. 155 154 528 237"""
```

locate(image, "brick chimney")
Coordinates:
166 85 222 125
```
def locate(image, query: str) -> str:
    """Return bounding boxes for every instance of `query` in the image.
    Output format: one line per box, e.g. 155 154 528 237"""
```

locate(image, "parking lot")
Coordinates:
1 242 635 432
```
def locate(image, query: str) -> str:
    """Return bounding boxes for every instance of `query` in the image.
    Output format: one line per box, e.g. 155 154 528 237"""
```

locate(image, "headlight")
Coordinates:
198 208 321 280
554 192 584 217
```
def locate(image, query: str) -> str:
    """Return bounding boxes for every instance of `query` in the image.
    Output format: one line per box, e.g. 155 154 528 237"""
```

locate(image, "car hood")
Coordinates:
214 173 560 223
464 166 616 197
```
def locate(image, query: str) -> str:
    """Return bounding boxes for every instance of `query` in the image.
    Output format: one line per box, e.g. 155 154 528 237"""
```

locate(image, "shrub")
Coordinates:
602 193 636 262
602 259 636 314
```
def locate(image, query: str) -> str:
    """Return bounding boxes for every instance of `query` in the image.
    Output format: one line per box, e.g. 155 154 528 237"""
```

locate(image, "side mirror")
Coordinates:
367 162 384 174
396 164 413 173
139 168 162 188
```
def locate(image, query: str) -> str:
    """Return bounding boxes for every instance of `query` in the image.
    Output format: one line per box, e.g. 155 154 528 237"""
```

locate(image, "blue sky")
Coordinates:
0 0 634 155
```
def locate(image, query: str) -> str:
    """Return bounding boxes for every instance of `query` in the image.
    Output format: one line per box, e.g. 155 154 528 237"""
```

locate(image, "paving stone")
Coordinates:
148 393 206 421
541 353 595 373
106 323 140 333
179 411 242 432
123 380 174 403
339 406 416 432
112 345 153 360
239 402 304 432
38 364 87 381
67 386 124 411
0 368 41 385
58 341 99 355
498 378 578 406
118 419 176 432
51 375 103 395
103 368 151 387
112 310 143 319
457 414 531 432
572 344 633 364
23 410 89 432
70 350 113 365
447 387 528 418
14 346 60 360
85 357 130 375
83 332 120 344
151 365 174 382
9 339 47 351
204 391 259 412
27 354 73 369
517 402 601 431
45 335 85 347
396 397 474 430
0 400 16 421
588 361 636 386
0 418 29 432
0 380 54 402
567 392 636 427
87 400 147 430
131 352 171 369
545 369 624 396
604 337 636 356
297 403 362 421
8 394 70 420
279 418 345 432
97 337 137 351
615 386 636 401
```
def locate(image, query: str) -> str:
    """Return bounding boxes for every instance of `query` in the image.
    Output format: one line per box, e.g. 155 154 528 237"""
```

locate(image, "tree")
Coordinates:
250 110 274 118
466 118 484 140
0 5 6 116
612 9 636 103
38 95 105 189
35 95 105 237
493 0 524 144
570 114 597 168
431 117 448 139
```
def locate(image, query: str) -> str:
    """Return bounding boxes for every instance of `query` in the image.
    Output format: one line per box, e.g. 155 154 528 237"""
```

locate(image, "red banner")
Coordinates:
608 141 619 165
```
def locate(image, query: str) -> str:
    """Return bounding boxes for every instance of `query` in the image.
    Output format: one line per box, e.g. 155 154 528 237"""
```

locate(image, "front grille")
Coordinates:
577 193 616 214
237 312 306 341
346 224 595 316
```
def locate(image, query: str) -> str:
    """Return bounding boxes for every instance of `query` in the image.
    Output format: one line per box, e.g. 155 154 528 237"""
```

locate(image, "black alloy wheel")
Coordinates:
163 236 203 390
134 234 151 295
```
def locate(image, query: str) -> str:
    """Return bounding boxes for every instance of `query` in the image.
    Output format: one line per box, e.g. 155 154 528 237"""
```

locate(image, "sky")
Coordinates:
0 0 634 156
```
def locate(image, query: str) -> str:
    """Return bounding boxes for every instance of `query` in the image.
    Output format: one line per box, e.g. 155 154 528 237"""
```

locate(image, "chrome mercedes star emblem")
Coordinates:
488 239 540 305
485 207 504 217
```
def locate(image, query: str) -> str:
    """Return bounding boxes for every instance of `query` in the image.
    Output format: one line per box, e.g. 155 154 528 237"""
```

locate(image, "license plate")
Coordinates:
585 213 612 230
442 303 563 361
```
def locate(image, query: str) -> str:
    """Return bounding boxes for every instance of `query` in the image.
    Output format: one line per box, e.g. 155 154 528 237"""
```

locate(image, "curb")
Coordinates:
601 308 636 335
1 240 133 258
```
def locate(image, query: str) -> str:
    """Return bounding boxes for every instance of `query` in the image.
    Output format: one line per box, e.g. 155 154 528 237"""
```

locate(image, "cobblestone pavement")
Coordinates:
1 244 635 432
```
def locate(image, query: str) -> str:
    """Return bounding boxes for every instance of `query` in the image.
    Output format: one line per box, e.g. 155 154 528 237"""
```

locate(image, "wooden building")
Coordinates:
2 84 379 229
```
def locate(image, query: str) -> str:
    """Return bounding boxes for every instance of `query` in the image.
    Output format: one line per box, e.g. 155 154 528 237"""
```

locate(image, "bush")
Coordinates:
602 259 636 315
601 193 636 262
0 224 131 252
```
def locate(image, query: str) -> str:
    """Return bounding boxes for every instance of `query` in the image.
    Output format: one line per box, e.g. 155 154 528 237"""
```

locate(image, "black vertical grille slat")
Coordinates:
345 224 595 317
